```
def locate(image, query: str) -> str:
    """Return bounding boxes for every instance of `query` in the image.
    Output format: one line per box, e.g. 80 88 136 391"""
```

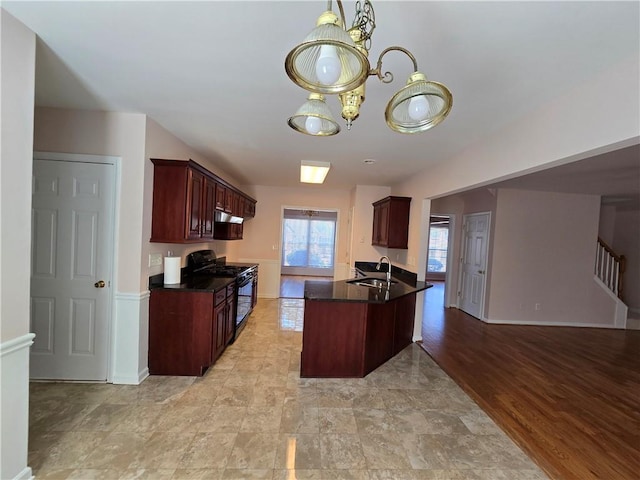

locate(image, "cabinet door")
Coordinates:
236 195 245 218
372 197 410 248
224 189 233 213
387 198 411 248
393 294 416 354
363 301 396 374
244 200 256 218
215 183 226 211
149 290 213 376
201 178 216 239
224 299 235 345
233 224 243 240
372 201 390 246
213 302 227 361
187 170 204 240
372 205 381 244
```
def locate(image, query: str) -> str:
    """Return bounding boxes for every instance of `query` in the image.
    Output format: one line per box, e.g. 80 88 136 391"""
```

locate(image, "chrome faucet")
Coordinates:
376 256 392 282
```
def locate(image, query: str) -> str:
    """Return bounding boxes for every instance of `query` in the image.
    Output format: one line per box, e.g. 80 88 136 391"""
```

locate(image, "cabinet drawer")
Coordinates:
215 289 227 306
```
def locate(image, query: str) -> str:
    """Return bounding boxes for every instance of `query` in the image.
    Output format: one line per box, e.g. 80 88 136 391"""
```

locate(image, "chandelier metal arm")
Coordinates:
371 46 419 84
334 0 347 31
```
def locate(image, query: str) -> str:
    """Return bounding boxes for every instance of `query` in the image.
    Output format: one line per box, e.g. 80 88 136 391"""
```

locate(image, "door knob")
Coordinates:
477 270 485 274
94 280 106 288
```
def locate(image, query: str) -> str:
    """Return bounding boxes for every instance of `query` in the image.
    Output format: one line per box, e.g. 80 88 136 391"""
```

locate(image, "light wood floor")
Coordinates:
420 283 640 480
280 275 330 299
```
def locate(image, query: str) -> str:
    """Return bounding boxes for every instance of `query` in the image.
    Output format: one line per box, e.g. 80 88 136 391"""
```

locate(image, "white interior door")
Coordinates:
30 157 115 381
459 212 490 319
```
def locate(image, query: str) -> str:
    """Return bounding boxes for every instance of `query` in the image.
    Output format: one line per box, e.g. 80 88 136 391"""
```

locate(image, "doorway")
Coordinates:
426 215 450 282
30 153 116 381
280 208 336 298
458 212 491 319
281 208 337 276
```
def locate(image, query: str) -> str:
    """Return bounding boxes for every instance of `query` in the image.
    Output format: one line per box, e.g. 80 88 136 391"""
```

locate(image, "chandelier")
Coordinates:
285 0 453 136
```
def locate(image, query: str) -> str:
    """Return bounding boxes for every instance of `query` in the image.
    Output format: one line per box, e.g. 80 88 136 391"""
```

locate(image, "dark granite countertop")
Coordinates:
148 260 258 293
304 277 432 303
149 273 234 293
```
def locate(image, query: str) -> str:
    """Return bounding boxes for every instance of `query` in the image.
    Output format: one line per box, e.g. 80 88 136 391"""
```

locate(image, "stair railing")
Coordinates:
595 237 626 300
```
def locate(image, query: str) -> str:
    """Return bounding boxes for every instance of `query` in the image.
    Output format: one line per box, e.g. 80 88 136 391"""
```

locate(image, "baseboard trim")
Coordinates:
12 467 33 480
138 367 149 383
111 366 148 385
483 318 621 329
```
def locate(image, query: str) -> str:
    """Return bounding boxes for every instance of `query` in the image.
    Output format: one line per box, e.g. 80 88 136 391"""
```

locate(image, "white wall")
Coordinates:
613 209 640 313
488 189 616 326
0 9 36 480
598 205 617 246
350 185 391 264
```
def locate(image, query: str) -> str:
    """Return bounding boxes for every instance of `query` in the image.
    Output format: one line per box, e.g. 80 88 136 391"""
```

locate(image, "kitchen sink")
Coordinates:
347 277 397 288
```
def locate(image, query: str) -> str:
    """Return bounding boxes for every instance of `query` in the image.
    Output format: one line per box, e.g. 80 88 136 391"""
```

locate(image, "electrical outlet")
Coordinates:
149 253 163 267
535 303 542 311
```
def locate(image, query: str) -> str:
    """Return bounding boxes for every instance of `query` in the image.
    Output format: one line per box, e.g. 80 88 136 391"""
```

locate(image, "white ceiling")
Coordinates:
4 1 639 195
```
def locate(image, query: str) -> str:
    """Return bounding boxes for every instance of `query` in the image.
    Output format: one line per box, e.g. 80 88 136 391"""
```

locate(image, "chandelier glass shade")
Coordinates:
284 10 370 95
287 93 341 136
285 0 452 135
385 73 453 133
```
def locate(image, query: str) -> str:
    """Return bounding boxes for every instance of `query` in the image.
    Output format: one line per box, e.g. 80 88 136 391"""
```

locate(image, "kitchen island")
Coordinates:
302 276 432 378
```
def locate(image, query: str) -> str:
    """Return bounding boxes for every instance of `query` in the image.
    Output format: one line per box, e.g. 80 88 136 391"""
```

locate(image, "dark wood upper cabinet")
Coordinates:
202 178 216 238
215 183 226 211
150 158 256 243
244 199 256 218
224 188 233 213
372 196 411 249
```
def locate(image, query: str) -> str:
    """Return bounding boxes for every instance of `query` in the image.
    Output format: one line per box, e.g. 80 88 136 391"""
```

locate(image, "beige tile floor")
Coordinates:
29 298 547 480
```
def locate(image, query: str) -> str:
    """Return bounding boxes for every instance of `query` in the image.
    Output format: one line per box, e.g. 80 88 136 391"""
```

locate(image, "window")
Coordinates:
428 225 448 273
281 209 337 276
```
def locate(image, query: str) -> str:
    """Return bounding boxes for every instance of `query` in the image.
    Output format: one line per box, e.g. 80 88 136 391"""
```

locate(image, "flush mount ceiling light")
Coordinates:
300 161 331 184
285 0 452 135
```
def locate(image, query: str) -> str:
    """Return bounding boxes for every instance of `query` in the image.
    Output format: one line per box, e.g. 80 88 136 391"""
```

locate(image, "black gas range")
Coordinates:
187 249 257 342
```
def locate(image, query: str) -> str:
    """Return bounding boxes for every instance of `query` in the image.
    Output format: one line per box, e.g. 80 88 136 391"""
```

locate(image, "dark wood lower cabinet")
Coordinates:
224 284 236 346
213 289 227 363
301 294 417 378
393 293 417 354
149 286 235 376
363 301 396 375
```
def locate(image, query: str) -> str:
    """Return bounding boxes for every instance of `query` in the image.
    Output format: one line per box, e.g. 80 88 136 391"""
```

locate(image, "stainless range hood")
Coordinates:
215 211 244 224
